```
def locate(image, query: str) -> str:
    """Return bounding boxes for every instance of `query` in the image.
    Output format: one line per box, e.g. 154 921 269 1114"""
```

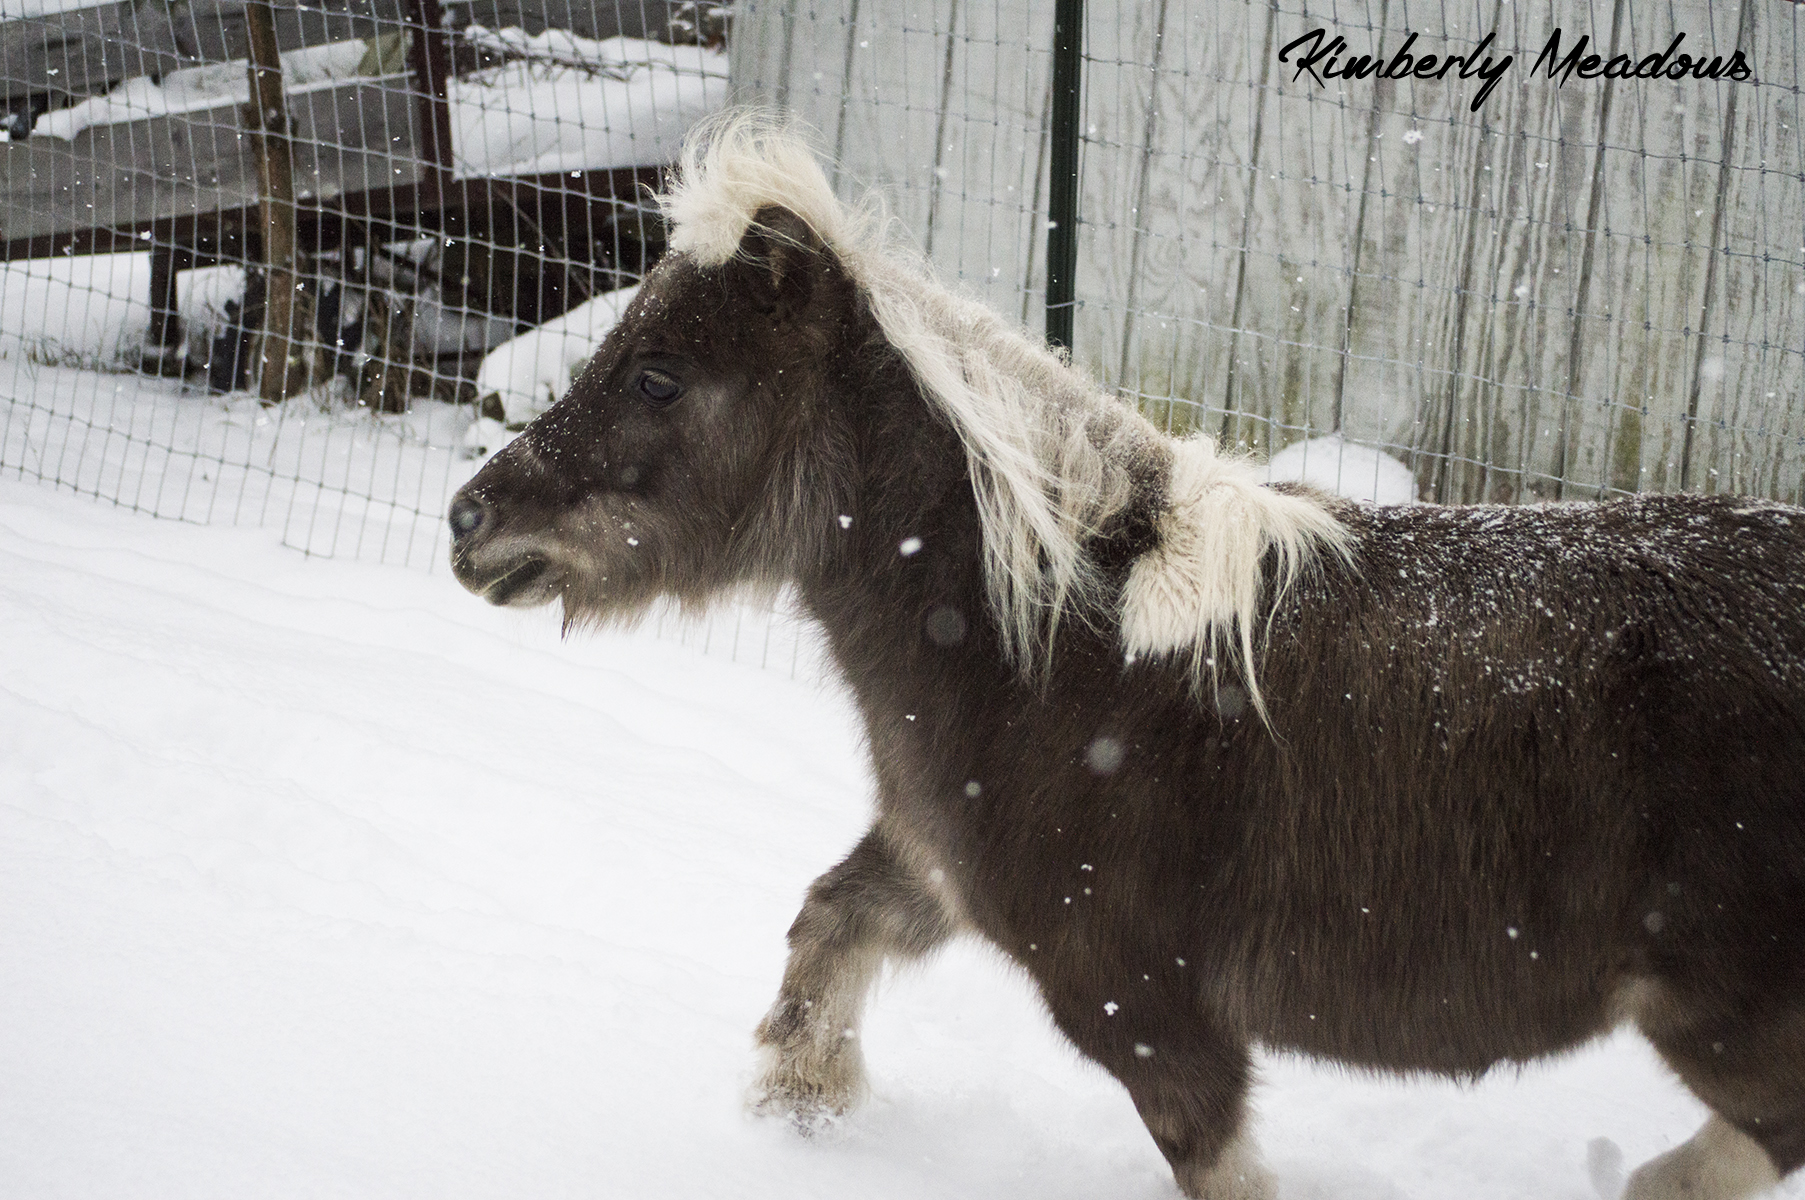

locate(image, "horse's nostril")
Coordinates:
449 494 489 540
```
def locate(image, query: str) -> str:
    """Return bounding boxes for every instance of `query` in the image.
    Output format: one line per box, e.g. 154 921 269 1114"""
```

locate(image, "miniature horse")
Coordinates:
448 117 1805 1199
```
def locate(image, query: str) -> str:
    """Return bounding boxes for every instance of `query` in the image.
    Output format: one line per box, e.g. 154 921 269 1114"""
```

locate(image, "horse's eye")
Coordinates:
637 369 682 408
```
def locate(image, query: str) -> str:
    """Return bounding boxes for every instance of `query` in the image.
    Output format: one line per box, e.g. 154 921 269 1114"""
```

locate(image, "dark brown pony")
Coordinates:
448 117 1805 1200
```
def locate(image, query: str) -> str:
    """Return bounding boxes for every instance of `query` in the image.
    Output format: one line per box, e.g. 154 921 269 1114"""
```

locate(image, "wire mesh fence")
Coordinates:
1 0 723 557
2 1 1801 652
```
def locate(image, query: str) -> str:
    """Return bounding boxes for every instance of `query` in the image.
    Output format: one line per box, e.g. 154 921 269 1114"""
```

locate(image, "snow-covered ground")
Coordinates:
0 357 472 566
4 375 1801 1198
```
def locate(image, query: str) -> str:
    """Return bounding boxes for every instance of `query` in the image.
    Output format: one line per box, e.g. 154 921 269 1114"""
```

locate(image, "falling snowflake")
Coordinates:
1084 736 1125 774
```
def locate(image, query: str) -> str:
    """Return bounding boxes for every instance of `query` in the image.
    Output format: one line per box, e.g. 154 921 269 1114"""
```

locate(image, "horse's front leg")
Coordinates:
751 823 955 1127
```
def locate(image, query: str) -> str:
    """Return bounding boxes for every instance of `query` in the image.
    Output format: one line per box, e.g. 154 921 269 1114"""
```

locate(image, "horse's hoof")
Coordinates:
748 1071 861 1136
749 1089 848 1136
749 1008 869 1131
1622 1117 1780 1200
1172 1132 1276 1200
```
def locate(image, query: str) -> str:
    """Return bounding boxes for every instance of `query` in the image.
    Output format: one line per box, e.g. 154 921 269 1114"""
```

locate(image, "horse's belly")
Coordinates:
1235 942 1620 1077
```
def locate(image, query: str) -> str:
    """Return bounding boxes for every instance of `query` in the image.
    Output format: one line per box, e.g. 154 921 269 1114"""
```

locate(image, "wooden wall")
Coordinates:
733 0 1804 503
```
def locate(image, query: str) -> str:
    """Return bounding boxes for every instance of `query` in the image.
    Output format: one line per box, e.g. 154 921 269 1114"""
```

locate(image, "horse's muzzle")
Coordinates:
448 488 558 607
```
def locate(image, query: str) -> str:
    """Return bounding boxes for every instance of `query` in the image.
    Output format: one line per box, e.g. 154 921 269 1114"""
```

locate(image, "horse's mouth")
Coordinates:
477 555 557 607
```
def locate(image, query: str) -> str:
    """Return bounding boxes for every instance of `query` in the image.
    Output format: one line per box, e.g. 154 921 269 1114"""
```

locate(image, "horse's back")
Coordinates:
1291 490 1805 873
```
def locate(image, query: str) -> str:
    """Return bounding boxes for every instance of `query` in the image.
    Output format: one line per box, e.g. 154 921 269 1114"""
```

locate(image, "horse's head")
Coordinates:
447 205 860 625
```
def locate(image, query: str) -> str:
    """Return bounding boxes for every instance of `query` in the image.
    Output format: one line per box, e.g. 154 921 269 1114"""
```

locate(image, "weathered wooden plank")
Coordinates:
0 0 410 106
0 1 185 104
1314 3 1609 503
167 0 405 64
1540 0 1741 502
1202 0 1363 453
815 0 968 265
1074 0 1297 441
917 0 1050 316
0 78 424 242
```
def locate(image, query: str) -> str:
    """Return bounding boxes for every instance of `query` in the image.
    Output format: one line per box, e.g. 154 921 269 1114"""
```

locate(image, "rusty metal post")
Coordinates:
245 0 302 402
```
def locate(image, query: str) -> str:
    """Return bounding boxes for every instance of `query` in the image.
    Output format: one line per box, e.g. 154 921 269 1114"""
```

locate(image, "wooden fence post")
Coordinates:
406 0 455 211
140 238 189 377
245 0 303 403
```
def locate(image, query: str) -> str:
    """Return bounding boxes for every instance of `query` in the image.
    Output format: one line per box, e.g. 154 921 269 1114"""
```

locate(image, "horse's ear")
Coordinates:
738 206 826 319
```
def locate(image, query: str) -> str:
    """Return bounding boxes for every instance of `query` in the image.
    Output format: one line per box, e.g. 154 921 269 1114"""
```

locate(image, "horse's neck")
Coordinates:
795 365 1016 711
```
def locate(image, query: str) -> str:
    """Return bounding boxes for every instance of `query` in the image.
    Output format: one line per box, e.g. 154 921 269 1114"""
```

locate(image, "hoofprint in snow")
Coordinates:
30 29 727 182
4 453 1797 1200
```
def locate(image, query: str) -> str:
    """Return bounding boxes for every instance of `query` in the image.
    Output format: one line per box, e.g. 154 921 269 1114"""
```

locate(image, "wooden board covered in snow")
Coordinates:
0 0 408 106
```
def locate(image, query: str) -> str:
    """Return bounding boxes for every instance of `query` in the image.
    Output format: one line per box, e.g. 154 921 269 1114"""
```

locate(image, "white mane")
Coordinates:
660 112 1351 715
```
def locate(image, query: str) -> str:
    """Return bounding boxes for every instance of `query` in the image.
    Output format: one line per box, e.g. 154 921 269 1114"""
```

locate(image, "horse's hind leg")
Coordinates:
750 822 955 1127
1625 1118 1781 1200
1625 985 1804 1200
1043 987 1272 1200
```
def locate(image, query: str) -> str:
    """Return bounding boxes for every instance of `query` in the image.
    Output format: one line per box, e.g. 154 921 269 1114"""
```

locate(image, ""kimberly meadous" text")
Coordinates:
1279 28 1752 113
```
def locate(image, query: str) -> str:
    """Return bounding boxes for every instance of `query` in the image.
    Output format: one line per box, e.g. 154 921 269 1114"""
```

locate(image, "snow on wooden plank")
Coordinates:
0 0 407 105
0 0 185 104
443 0 681 42
445 37 726 180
